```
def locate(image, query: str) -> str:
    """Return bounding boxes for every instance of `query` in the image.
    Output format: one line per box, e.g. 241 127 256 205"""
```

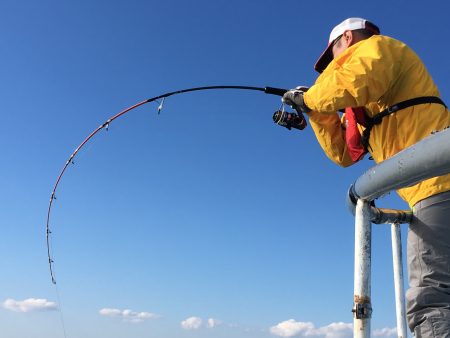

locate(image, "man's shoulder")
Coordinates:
365 34 406 47
357 34 413 58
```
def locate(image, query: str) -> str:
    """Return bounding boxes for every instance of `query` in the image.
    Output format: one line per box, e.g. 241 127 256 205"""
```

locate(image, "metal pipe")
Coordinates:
346 186 413 224
391 223 407 338
370 207 412 224
353 199 372 338
350 128 450 202
347 204 412 225
346 187 412 224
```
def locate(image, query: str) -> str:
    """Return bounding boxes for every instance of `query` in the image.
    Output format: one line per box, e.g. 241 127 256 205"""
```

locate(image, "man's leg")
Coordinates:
406 190 450 337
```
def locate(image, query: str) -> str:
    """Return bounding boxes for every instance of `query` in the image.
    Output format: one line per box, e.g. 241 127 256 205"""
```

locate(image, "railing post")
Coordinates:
391 223 408 338
353 199 372 338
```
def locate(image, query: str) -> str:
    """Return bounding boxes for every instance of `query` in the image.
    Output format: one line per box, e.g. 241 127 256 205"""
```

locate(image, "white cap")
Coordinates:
314 18 380 73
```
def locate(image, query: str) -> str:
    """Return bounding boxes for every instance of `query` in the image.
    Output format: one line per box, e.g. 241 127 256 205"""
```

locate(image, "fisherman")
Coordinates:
281 17 450 337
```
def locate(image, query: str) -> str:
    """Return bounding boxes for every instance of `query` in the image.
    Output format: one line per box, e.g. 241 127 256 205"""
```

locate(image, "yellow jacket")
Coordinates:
303 35 450 207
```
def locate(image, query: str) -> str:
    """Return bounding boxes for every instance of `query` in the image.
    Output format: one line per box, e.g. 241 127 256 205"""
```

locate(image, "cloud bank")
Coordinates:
207 318 222 328
181 316 203 329
180 316 222 330
270 320 397 338
99 308 159 323
2 298 57 313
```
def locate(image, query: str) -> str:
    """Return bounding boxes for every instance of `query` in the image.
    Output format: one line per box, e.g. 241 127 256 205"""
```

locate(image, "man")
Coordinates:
282 18 450 337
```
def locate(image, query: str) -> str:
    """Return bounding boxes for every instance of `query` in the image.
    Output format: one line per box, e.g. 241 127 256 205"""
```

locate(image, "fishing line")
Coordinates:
54 282 68 338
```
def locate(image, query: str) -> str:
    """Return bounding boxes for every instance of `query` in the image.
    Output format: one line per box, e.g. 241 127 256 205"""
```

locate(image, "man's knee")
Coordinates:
407 287 450 336
412 313 450 338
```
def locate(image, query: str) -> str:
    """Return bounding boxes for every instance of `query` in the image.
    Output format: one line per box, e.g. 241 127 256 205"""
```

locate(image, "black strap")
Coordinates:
361 96 447 151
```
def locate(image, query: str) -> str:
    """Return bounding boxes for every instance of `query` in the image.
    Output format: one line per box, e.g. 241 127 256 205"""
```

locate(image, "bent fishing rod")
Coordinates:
46 84 307 284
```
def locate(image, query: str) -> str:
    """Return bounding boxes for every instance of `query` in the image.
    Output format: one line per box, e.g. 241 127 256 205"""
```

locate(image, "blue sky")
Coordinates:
1 0 449 337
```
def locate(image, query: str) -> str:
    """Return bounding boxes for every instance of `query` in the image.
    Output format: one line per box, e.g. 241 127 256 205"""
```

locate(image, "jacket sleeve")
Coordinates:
307 110 355 167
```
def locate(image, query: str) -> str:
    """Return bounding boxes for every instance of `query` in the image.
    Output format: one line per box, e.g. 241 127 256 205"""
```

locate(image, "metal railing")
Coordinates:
346 128 450 338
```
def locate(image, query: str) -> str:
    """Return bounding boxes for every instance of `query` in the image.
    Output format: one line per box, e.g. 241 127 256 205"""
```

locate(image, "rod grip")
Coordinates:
264 86 288 97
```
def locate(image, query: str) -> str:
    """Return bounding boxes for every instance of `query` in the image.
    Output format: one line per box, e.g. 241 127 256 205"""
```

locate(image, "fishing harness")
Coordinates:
355 96 447 156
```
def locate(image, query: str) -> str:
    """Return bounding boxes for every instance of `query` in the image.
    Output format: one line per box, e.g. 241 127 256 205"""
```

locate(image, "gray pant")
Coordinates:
406 190 450 337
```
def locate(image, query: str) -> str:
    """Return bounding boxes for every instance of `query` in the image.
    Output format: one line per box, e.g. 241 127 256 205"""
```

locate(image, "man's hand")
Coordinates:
282 86 311 113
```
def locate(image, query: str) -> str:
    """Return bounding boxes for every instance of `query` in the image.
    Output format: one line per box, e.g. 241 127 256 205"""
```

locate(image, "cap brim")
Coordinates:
314 42 334 73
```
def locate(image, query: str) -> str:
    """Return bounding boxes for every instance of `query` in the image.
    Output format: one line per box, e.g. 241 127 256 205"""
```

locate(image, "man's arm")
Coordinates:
307 110 355 167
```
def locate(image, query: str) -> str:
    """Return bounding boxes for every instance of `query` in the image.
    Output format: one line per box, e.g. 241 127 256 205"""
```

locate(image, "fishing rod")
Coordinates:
45 84 307 284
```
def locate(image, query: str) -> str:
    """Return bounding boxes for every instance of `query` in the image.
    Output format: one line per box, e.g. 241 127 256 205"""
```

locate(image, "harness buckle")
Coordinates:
387 104 398 114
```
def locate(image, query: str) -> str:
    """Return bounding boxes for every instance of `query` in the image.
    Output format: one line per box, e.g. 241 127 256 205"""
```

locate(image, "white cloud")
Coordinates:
270 320 352 338
181 316 203 330
207 318 222 328
3 298 57 313
314 322 353 338
270 320 396 338
99 308 122 316
99 308 159 323
270 319 315 337
373 327 397 337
